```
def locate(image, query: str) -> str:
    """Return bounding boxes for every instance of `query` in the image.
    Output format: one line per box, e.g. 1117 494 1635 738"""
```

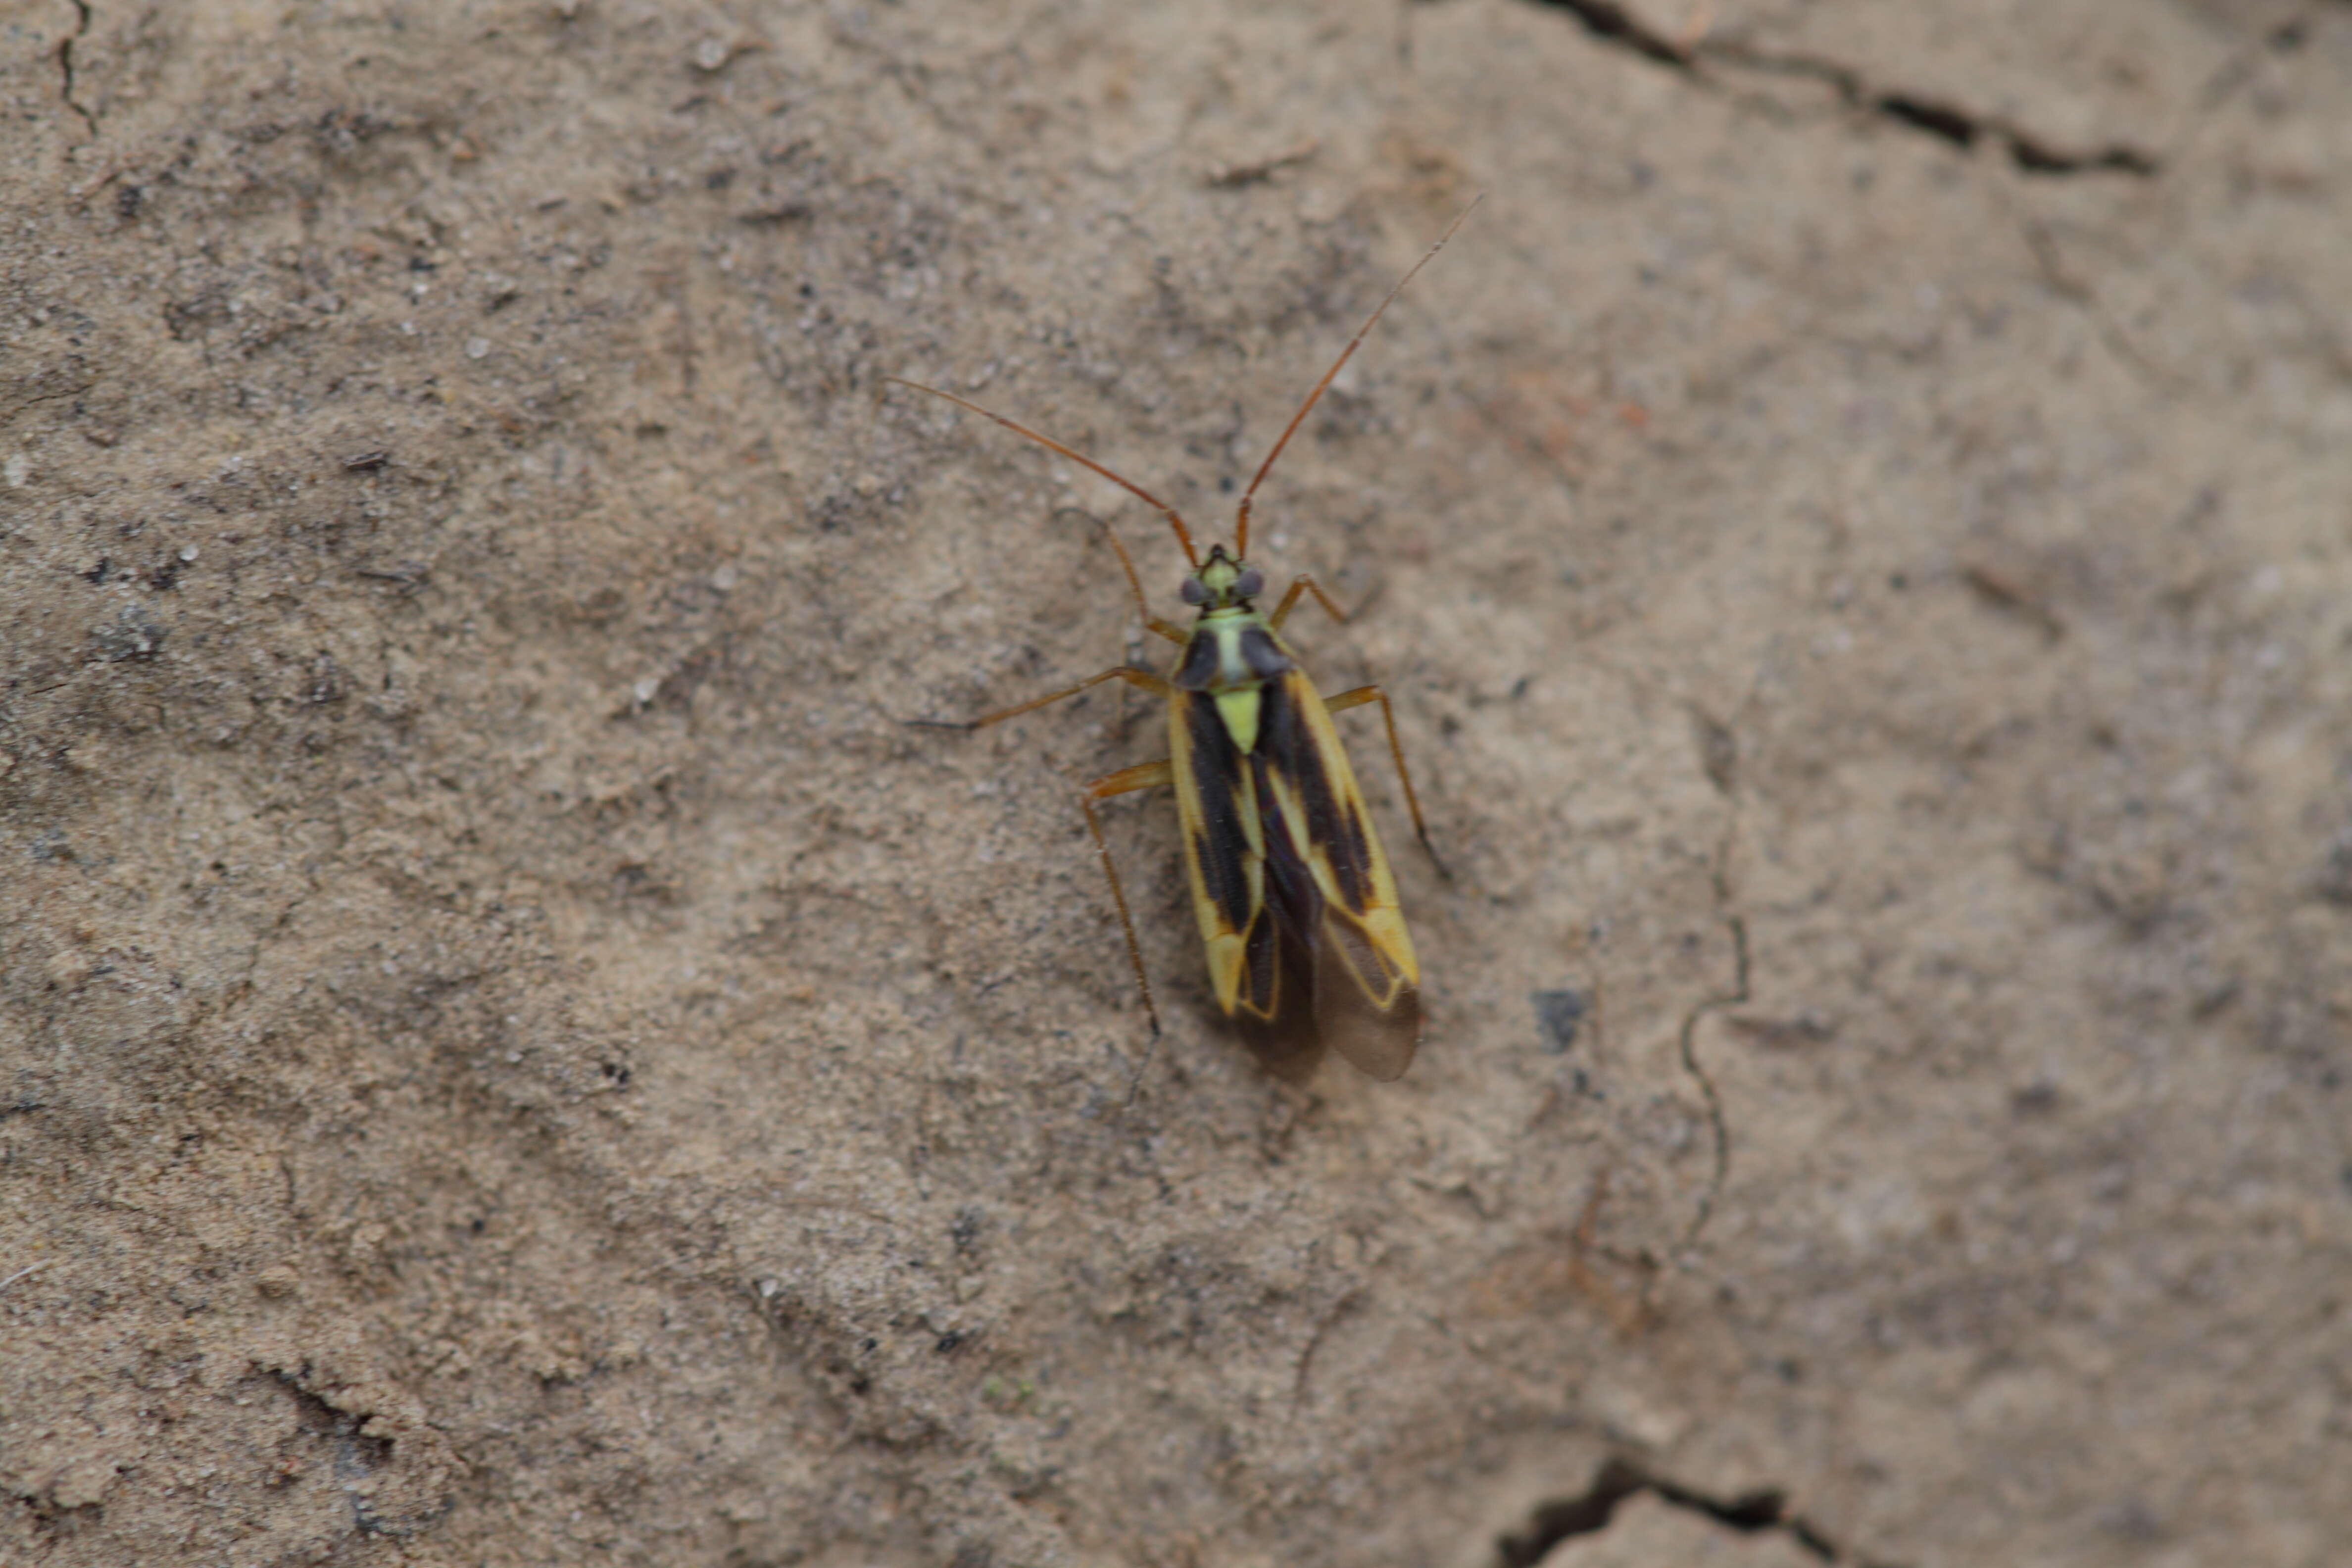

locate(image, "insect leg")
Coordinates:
909 665 1175 731
1325 684 1449 879
1055 507 1188 645
1267 572 1363 632
1080 759 1176 1036
1040 508 1183 738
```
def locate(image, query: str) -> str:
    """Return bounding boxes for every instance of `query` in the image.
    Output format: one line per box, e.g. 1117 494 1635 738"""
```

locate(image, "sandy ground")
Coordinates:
4 1 2350 1564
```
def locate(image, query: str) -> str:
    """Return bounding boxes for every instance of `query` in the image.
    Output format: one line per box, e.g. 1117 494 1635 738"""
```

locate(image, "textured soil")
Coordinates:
4 2 2350 1565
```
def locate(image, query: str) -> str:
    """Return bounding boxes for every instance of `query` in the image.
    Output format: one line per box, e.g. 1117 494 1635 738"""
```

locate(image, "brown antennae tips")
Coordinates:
883 376 1200 567
1233 195 1482 558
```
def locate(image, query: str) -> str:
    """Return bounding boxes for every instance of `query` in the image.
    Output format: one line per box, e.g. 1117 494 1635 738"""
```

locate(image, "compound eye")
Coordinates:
1234 567 1265 599
1180 577 1208 605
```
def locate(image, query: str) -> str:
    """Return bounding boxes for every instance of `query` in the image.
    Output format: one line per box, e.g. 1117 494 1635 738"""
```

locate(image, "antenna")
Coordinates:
883 378 1201 568
1234 196 1482 559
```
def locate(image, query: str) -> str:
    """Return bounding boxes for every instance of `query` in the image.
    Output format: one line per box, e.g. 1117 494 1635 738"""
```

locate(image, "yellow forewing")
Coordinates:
1260 669 1422 1078
1260 669 1419 992
1169 685 1264 1017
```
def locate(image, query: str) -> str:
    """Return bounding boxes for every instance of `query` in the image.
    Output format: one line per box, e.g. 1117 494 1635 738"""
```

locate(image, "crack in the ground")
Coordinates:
1668 707 1745 1254
57 0 96 136
1525 0 2160 177
1497 1456 1892 1567
268 1369 447 1539
1706 42 2160 176
1675 861 1742 1252
1527 0 1691 69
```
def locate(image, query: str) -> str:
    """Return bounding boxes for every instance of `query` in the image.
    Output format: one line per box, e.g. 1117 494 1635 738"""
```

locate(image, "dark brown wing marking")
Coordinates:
1170 685 1266 1016
1180 691 1254 934
1234 774 1326 1081
1258 675 1373 911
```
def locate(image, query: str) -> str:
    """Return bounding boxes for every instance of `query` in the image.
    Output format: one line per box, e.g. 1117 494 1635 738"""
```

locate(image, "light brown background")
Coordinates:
4 1 2349 1564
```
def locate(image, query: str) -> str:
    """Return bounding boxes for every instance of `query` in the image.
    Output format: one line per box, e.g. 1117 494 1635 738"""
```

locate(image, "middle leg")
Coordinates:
1325 684 1448 879
1078 758 1176 1035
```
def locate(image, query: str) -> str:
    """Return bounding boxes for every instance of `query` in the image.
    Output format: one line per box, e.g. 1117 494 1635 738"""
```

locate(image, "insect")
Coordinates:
891 202 1474 1082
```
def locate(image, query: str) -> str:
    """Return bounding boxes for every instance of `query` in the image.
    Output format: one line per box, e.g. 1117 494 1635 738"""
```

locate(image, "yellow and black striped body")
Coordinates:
1166 550 1421 1080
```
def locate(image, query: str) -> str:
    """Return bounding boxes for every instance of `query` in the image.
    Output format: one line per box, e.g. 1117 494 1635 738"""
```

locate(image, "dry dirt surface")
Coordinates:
5 1 2351 1565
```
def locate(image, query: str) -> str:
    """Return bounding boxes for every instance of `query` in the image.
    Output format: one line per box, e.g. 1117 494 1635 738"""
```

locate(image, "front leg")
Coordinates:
1266 573 1358 633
